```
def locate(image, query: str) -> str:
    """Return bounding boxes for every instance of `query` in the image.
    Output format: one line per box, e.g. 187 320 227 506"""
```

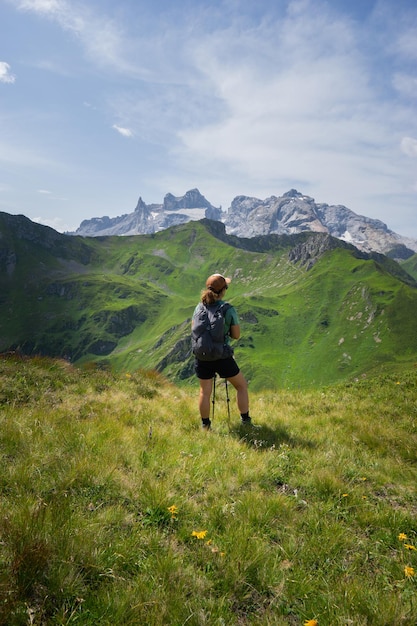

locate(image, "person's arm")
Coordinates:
226 305 240 340
229 324 240 340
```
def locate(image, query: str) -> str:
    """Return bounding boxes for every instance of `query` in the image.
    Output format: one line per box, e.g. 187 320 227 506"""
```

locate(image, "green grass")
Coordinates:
0 355 416 625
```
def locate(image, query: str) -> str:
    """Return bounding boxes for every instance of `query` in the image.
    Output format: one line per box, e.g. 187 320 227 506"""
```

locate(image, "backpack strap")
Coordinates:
218 301 231 326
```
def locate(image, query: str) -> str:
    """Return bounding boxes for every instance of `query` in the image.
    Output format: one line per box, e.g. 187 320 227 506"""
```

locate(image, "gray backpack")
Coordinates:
191 302 233 361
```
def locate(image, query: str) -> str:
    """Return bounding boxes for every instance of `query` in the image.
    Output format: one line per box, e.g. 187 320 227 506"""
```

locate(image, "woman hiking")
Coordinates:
192 273 252 430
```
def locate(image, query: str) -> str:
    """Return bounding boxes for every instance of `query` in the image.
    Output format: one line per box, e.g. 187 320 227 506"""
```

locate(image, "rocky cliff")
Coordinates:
223 189 417 257
71 189 222 237
70 188 417 258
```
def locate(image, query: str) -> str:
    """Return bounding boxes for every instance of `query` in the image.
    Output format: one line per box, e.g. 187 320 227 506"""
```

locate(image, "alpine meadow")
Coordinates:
1 212 417 389
0 212 417 625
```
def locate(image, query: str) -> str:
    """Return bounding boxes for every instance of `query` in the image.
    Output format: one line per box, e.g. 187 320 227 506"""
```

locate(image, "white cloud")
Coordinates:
13 0 147 77
156 1 417 224
19 0 63 11
17 0 82 30
0 62 16 83
177 7 375 182
401 137 417 158
112 125 133 138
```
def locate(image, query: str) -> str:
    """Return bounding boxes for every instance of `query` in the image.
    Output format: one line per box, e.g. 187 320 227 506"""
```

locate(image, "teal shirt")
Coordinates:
193 300 239 345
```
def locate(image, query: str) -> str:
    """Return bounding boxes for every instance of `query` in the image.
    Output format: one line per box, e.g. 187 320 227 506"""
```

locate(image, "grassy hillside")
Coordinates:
402 253 417 281
0 355 416 625
2 213 417 390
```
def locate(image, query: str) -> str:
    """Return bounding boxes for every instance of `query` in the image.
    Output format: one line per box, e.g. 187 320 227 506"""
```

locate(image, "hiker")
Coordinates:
192 273 252 430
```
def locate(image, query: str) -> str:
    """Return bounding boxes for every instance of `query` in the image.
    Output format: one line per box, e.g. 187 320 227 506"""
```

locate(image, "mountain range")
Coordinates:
70 188 417 259
2 210 417 390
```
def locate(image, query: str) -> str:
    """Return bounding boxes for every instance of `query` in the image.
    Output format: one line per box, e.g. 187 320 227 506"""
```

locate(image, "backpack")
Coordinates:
191 302 234 361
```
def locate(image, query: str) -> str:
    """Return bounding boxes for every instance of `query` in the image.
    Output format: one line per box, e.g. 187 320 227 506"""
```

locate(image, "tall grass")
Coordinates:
0 355 416 625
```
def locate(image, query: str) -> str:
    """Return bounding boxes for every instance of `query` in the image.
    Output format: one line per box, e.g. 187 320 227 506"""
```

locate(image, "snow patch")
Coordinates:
339 230 354 243
173 208 207 220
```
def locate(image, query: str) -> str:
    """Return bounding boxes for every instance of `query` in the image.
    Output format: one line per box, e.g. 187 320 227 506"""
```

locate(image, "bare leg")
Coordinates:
227 371 249 414
199 378 213 419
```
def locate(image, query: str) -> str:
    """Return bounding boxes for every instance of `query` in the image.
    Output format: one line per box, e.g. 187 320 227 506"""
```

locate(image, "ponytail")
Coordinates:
201 288 220 306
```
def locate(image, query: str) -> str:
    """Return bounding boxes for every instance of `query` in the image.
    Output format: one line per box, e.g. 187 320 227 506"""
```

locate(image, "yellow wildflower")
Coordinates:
192 530 208 540
304 620 318 626
404 566 415 578
168 505 178 518
398 533 408 541
404 544 416 551
342 493 348 498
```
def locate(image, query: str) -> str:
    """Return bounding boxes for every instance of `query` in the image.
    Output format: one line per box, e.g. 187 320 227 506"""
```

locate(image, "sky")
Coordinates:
1 0 417 238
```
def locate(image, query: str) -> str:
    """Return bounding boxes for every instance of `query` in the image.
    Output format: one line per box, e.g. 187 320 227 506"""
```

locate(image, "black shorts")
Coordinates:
194 356 240 380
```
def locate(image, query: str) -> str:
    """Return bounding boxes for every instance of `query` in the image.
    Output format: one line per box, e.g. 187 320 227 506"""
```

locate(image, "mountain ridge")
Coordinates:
69 188 417 258
2 211 417 390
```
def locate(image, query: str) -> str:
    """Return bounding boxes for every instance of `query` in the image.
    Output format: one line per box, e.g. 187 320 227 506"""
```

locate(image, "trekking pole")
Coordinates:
211 374 216 423
225 378 231 430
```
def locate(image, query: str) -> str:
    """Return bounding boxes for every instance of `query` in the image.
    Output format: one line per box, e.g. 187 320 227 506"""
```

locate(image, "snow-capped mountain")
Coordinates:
223 189 417 257
70 189 222 237
70 188 417 258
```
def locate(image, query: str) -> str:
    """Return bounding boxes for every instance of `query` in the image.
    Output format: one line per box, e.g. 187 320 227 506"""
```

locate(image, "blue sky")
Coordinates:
1 0 417 238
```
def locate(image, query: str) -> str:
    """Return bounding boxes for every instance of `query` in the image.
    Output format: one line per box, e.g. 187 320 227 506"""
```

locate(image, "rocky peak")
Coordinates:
134 197 148 213
71 189 222 237
162 188 213 211
282 189 303 198
68 188 417 258
223 190 417 257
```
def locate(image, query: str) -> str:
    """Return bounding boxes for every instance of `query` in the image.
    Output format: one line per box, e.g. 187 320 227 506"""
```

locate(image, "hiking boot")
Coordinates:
202 418 211 431
241 416 261 429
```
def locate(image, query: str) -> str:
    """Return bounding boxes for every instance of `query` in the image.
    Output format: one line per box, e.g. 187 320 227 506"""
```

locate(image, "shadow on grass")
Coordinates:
229 422 315 451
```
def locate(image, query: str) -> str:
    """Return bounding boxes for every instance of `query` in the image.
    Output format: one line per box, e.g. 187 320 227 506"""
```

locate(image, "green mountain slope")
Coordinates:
1 211 417 390
402 253 417 281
